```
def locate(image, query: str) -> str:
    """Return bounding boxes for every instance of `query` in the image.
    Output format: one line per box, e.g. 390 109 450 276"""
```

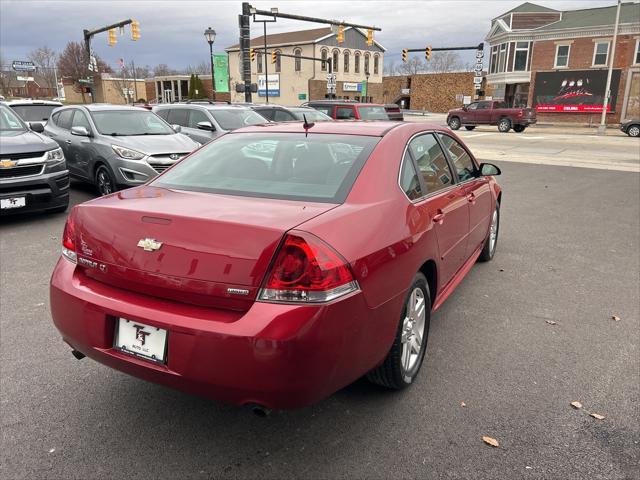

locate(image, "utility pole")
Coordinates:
597 0 621 135
132 60 138 101
252 10 276 104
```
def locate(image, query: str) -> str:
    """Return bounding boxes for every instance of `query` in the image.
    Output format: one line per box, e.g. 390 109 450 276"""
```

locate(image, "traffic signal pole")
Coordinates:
82 19 134 103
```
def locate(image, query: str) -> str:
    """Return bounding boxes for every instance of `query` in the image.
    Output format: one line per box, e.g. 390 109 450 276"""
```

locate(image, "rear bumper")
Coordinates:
0 169 69 215
50 258 401 409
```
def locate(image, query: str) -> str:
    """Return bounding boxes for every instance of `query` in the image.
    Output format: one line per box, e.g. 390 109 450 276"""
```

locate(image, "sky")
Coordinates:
0 0 620 72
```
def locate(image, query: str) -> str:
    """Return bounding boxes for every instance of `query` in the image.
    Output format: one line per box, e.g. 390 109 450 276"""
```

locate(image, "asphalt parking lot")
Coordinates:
1 154 639 478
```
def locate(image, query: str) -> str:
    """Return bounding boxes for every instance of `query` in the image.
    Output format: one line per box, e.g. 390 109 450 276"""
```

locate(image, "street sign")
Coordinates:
12 60 36 72
473 76 483 84
476 50 484 59
298 93 307 100
16 76 34 82
78 78 93 84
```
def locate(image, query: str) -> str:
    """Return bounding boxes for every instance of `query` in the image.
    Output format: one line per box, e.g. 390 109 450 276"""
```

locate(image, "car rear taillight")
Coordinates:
258 232 359 303
61 208 77 264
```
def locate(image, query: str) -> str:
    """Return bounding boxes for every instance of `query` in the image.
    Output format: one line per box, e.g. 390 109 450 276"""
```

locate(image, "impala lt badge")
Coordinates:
137 238 163 252
227 288 250 296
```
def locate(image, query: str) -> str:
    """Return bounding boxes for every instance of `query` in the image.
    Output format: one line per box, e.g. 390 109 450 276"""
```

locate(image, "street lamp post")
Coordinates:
204 27 217 101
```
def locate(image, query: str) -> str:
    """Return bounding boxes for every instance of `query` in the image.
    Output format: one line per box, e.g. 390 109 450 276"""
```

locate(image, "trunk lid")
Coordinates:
73 186 337 310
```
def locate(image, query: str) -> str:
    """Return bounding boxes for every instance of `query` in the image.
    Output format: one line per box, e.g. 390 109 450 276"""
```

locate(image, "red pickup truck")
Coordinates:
447 100 536 133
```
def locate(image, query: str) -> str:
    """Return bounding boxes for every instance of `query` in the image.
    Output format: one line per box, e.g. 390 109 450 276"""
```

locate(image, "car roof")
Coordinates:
72 104 149 112
154 103 253 110
7 100 63 106
306 101 385 107
231 121 444 137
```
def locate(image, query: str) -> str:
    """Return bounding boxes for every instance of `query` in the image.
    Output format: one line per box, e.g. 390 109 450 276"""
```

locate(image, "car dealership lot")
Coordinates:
1 145 639 479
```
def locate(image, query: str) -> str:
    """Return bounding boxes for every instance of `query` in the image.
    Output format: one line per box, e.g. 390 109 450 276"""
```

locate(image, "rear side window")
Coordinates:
56 110 74 130
357 106 389 120
408 134 453 194
311 105 333 117
255 108 275 121
167 109 189 127
273 109 296 121
155 109 169 120
437 134 477 182
152 133 380 203
399 151 423 200
336 107 355 120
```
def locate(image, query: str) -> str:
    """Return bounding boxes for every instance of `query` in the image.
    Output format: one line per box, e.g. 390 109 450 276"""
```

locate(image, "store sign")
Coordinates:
343 82 361 92
16 76 34 82
12 60 36 72
298 93 307 100
258 74 280 97
213 54 229 93
533 70 621 113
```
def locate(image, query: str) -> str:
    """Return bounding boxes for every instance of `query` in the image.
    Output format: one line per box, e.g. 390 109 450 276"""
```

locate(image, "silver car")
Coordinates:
45 104 199 195
153 102 267 145
7 99 63 127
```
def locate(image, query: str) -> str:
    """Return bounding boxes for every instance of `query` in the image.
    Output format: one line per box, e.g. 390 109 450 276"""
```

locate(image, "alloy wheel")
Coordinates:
449 118 460 130
499 119 510 132
629 125 640 137
96 168 114 196
400 287 426 373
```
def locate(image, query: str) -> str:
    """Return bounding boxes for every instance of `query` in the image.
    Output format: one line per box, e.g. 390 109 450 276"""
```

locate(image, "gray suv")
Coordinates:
153 102 266 144
45 104 199 195
0 104 69 215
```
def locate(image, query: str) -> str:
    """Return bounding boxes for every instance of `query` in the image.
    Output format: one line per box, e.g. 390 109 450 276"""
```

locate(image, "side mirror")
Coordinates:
71 126 90 137
172 124 182 133
480 163 501 176
30 122 45 133
196 121 215 132
462 106 468 111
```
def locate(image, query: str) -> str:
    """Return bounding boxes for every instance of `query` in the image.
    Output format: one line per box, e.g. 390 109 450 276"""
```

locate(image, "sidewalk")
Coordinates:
403 112 628 137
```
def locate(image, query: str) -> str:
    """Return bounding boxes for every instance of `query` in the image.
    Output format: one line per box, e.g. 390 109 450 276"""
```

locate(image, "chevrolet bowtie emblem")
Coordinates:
137 238 163 251
0 159 18 168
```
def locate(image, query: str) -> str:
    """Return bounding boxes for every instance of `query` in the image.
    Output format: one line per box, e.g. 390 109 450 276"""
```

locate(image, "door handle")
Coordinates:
467 193 476 204
65 139 72 144
432 210 445 224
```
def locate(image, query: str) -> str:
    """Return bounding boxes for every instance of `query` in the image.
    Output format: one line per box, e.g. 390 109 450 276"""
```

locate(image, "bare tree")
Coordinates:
133 64 151 79
57 41 111 102
0 50 9 96
153 64 179 76
28 46 58 91
426 51 465 73
398 57 426 76
384 60 398 76
184 61 210 75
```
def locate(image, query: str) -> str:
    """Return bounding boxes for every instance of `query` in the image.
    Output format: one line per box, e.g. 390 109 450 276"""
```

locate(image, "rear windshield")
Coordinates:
358 106 389 120
152 133 379 203
207 108 266 130
10 105 57 122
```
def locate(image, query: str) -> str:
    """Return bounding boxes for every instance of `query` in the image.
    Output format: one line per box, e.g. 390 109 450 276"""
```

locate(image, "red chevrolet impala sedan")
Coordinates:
50 121 502 411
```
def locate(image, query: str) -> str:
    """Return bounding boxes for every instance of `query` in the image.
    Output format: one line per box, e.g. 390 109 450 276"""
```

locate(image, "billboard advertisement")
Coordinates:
533 70 621 113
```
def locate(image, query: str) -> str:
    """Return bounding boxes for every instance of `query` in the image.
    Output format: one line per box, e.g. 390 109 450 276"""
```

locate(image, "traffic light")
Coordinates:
426 46 432 61
130 20 140 41
271 50 278 64
108 28 117 46
402 49 408 62
366 29 373 46
336 25 344 44
250 48 255 62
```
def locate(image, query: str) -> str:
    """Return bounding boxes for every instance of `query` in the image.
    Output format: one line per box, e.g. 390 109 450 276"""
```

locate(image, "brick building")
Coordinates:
226 26 385 105
485 2 640 124
383 72 492 112
62 73 147 104
0 70 57 99
144 74 231 103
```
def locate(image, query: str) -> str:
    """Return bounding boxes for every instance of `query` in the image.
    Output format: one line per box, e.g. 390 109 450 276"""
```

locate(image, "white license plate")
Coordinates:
115 318 167 363
0 197 26 209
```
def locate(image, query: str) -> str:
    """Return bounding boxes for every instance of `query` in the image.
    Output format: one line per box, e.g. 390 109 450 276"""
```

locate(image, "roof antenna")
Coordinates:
302 113 315 137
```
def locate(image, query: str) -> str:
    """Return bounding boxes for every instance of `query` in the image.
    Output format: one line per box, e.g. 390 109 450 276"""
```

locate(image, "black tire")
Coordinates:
367 273 431 389
465 126 476 131
627 124 640 137
498 118 511 133
95 164 117 196
513 125 526 133
448 117 461 130
478 203 500 262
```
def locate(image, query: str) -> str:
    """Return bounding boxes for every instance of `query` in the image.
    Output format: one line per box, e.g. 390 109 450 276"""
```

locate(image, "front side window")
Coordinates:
354 52 361 74
273 109 297 122
56 109 74 130
555 44 570 68
593 41 610 66
188 109 209 128
71 110 91 130
357 106 389 120
152 133 380 203
166 109 189 127
399 151 423 200
466 102 479 111
476 101 491 110
91 110 174 136
408 134 453 194
336 107 355 120
438 134 477 182
513 42 529 71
